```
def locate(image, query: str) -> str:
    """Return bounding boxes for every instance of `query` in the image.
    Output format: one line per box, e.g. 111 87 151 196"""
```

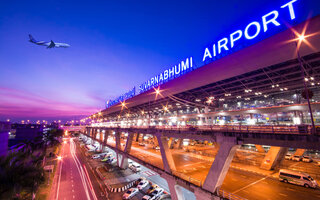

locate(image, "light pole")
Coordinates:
294 34 316 134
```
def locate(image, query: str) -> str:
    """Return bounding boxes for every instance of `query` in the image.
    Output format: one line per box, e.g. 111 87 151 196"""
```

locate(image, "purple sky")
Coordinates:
0 0 319 123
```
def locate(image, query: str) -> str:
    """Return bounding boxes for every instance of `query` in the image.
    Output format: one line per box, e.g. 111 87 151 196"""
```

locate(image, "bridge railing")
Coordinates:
217 188 248 200
114 124 313 134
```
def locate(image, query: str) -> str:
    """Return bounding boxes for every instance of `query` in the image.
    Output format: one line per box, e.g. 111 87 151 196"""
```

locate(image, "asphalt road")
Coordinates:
84 136 320 200
54 138 103 200
127 141 320 200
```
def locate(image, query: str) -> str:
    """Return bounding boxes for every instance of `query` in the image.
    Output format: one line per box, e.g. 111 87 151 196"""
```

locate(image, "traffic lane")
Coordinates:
222 169 320 200
57 142 91 200
234 173 320 200
75 140 108 200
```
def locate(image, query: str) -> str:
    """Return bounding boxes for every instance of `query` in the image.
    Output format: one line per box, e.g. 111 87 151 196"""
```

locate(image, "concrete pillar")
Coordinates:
203 137 239 193
194 188 216 200
176 139 183 149
103 130 109 145
260 146 288 170
161 175 183 200
135 133 140 142
255 145 265 153
120 133 134 169
153 136 159 146
168 138 175 149
115 131 121 167
100 131 104 142
156 134 176 172
294 149 305 156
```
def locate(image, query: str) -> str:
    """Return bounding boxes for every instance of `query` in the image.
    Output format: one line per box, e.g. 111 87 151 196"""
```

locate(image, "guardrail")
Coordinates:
98 124 317 135
217 188 248 200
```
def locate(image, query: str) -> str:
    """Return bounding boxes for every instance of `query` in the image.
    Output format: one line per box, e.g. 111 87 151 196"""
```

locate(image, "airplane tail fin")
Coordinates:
28 34 36 42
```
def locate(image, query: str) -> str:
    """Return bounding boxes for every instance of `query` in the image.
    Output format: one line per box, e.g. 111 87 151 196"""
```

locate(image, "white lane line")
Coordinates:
232 174 274 194
279 193 288 197
56 141 66 200
70 139 91 200
286 187 295 191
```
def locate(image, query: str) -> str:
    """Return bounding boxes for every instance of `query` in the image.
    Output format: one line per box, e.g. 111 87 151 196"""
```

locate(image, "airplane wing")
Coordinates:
47 40 55 48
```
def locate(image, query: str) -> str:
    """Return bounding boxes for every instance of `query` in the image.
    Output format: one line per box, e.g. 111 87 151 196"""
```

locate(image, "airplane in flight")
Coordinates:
28 34 70 48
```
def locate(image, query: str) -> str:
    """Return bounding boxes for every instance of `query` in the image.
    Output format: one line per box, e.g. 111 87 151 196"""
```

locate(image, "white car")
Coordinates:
292 155 302 161
302 156 313 163
142 188 164 200
91 154 101 159
285 154 292 160
122 188 139 199
137 179 149 190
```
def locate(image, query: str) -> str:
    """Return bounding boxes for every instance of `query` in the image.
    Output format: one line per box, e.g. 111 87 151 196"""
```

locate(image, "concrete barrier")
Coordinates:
104 180 136 193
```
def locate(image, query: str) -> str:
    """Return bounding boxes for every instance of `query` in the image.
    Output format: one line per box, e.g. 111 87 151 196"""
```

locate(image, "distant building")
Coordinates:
0 122 11 157
9 124 44 146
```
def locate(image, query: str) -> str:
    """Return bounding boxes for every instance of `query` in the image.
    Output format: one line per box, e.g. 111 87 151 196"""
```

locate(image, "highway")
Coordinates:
104 138 320 200
52 139 102 200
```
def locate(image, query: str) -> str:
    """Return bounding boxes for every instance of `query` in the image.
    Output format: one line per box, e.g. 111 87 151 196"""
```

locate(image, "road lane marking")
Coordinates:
232 173 275 194
55 141 66 200
279 193 288 197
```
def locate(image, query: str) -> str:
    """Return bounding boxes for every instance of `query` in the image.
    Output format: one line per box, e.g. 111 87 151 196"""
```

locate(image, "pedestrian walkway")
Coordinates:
141 170 158 177
105 173 140 185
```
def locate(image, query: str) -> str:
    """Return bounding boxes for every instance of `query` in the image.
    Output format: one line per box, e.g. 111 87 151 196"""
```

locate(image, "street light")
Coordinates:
292 28 316 134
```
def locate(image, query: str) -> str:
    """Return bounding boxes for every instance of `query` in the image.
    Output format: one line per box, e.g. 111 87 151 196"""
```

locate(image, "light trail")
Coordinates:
70 138 92 200
70 138 98 200
55 141 66 200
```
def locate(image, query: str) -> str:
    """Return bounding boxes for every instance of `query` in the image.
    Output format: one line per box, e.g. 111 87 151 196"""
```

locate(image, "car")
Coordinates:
137 179 149 190
139 142 145 146
135 177 146 185
292 155 302 161
154 146 160 150
91 154 101 159
302 156 313 163
142 194 155 200
129 163 141 172
106 157 117 164
122 188 139 199
143 188 165 200
285 154 293 160
101 155 114 162
147 184 159 194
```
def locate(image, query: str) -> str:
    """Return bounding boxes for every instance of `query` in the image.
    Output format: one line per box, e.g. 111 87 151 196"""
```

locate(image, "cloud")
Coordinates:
0 87 99 118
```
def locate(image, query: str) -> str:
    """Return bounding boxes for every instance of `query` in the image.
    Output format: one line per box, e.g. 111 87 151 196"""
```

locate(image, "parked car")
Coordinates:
292 155 302 161
91 154 101 159
138 142 145 146
137 179 149 190
101 155 114 162
122 188 139 199
147 184 159 194
302 156 313 163
154 146 160 150
142 188 165 200
285 154 293 160
135 177 146 185
129 163 141 172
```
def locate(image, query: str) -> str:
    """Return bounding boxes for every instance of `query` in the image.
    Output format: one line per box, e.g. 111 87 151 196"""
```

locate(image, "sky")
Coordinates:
0 0 319 123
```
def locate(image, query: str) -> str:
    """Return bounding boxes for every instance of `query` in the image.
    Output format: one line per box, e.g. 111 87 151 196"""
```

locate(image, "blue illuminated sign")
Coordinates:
138 57 193 93
202 0 298 62
106 0 307 109
106 87 135 108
